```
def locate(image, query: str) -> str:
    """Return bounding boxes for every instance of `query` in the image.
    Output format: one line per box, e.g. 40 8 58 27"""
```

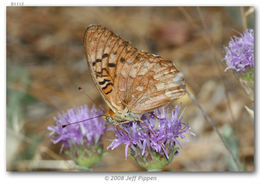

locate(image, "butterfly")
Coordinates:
84 25 185 125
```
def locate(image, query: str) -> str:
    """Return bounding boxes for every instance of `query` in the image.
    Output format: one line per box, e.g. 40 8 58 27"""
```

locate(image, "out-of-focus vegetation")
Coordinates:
6 7 254 171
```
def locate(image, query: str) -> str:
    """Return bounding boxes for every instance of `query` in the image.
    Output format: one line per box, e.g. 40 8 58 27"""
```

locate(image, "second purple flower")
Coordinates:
107 105 194 171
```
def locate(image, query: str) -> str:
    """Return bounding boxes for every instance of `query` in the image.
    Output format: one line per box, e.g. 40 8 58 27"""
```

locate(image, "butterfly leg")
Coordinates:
151 112 164 120
113 120 131 126
114 124 130 138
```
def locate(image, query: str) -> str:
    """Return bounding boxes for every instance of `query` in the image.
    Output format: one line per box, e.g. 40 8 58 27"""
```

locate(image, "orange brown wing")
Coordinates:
84 25 185 115
84 25 137 113
116 51 185 114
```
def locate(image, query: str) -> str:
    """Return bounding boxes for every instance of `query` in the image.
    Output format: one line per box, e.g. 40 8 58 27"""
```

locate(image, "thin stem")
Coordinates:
177 79 242 171
179 7 236 126
178 7 242 171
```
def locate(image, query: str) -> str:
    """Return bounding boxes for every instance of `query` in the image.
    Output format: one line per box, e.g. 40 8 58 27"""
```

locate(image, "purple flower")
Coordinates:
48 105 107 152
48 105 107 169
224 29 254 72
107 105 194 167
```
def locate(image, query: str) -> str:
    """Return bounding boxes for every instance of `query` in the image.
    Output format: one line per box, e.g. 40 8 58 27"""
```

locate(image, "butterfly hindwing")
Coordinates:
118 52 185 114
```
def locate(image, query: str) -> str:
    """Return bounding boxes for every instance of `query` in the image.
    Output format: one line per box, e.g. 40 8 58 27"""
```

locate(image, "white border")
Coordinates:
1 0 258 6
1 0 259 186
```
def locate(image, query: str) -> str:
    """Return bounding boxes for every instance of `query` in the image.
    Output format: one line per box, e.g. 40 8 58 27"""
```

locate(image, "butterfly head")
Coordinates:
104 115 114 124
103 109 116 124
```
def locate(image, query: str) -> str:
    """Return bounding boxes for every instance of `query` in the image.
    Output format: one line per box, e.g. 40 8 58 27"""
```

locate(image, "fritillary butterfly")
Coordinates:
84 25 185 124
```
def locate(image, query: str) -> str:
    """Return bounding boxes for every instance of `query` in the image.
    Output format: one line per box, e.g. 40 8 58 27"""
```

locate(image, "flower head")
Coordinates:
107 105 194 171
224 29 254 72
48 105 107 169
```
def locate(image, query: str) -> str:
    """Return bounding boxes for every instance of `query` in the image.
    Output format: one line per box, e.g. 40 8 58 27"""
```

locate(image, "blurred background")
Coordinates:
6 6 254 171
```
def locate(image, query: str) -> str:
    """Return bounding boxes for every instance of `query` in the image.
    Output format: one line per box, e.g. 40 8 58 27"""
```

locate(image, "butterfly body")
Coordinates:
84 25 185 125
103 108 142 124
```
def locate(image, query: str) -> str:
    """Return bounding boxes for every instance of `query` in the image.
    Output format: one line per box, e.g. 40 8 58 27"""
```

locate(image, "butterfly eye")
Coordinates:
106 116 114 123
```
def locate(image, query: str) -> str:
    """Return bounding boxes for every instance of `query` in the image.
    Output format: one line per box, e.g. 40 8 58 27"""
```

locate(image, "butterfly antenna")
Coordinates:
61 114 104 128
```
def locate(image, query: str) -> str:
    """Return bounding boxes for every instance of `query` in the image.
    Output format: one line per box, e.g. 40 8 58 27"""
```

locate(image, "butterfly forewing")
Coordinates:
84 25 185 117
84 25 137 112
